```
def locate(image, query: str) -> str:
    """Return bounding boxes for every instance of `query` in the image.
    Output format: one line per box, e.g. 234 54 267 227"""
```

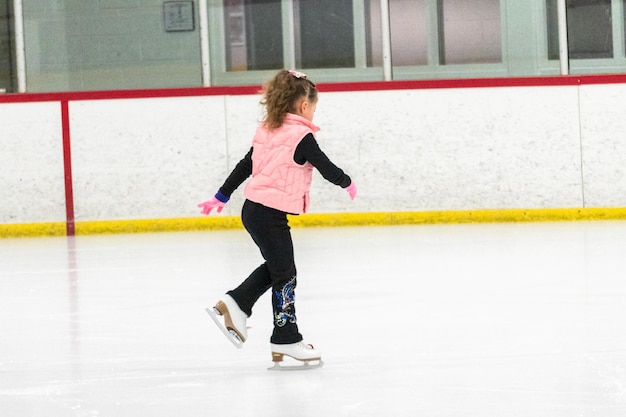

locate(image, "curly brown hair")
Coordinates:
260 69 317 130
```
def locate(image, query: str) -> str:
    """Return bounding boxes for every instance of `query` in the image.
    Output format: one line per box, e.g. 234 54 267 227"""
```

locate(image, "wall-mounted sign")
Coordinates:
163 1 195 32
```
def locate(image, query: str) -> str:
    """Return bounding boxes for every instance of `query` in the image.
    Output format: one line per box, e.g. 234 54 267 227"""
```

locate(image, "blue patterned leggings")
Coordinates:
227 199 303 344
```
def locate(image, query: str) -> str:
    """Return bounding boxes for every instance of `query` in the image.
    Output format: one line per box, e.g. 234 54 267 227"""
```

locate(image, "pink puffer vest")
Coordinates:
244 113 320 214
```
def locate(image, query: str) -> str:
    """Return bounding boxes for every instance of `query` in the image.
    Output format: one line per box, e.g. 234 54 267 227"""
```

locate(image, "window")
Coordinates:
5 0 626 92
296 0 355 68
371 0 503 67
547 0 613 60
438 0 502 64
19 2 203 92
223 0 356 72
0 0 12 92
368 0 428 67
224 0 283 71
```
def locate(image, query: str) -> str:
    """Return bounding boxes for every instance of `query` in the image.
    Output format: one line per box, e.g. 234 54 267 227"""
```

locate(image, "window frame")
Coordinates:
208 0 384 87
6 0 626 92
536 0 626 75
209 0 516 85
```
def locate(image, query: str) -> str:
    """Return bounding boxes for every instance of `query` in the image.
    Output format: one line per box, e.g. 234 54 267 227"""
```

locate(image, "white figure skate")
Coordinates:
268 342 324 370
206 295 248 349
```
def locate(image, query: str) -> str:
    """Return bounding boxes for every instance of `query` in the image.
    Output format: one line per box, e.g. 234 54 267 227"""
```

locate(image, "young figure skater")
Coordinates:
198 69 356 365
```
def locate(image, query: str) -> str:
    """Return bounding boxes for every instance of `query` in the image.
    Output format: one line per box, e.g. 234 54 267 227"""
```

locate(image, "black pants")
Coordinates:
227 199 303 345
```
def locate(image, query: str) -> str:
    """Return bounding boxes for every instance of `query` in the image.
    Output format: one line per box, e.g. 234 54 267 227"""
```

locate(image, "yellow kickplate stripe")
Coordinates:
287 208 626 227
3 207 626 238
74 217 245 235
0 222 67 238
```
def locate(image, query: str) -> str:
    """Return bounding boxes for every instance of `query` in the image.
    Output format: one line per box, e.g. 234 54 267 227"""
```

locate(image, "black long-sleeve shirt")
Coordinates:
218 133 351 199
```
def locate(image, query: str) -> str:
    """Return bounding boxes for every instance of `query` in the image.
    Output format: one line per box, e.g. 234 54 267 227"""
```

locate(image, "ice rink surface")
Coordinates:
1 221 626 417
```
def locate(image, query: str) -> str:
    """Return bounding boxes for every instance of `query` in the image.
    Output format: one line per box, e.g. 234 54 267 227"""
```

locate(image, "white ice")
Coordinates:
1 222 626 416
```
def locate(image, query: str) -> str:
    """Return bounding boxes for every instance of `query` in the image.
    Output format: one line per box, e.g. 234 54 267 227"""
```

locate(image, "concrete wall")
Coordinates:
1 78 625 226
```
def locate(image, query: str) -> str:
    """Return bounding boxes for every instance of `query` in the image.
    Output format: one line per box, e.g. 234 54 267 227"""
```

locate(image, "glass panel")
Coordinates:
0 0 12 92
22 1 203 92
390 0 427 66
296 0 355 68
224 0 283 71
438 0 502 65
546 0 613 60
368 0 428 67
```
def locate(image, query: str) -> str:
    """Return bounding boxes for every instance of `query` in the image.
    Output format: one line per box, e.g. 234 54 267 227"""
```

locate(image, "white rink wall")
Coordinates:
0 102 66 223
1 81 625 224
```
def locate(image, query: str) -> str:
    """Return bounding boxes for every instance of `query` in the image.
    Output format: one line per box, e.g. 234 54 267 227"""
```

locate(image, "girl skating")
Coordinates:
199 69 356 369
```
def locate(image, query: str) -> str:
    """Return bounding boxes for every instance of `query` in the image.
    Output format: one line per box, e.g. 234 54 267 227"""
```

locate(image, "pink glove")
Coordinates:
198 196 226 215
345 182 357 200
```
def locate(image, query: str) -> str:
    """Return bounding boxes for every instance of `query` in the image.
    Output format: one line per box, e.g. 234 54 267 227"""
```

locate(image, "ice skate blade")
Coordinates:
268 359 324 371
205 307 243 349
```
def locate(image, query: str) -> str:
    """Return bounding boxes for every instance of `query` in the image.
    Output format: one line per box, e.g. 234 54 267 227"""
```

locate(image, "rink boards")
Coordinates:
2 76 626 236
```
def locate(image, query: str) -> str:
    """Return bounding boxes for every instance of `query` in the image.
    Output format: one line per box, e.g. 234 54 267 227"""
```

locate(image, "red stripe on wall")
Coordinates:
61 100 75 236
2 74 626 104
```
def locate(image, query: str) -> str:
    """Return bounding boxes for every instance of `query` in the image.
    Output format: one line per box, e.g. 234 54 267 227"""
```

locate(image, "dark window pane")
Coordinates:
0 0 14 92
546 0 613 60
298 0 355 68
224 0 283 71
